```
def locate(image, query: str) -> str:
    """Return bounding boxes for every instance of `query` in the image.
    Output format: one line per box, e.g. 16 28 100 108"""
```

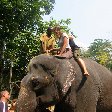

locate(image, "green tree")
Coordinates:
85 39 112 70
35 17 71 34
0 0 55 74
0 0 55 90
0 0 55 40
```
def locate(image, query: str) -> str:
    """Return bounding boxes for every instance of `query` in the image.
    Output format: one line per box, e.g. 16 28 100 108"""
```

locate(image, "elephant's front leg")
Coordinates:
54 93 97 112
55 102 97 112
32 95 54 112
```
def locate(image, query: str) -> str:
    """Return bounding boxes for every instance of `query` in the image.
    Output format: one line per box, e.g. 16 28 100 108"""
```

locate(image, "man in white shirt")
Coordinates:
0 90 10 112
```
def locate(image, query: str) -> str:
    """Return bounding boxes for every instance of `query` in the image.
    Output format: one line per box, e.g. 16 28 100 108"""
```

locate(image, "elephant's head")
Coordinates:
17 54 76 112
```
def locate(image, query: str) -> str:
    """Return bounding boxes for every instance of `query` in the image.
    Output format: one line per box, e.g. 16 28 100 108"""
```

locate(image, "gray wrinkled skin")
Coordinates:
16 75 37 112
17 54 112 112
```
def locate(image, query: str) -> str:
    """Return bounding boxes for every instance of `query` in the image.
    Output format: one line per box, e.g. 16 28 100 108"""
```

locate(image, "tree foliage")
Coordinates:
84 39 112 70
0 0 55 91
0 0 55 40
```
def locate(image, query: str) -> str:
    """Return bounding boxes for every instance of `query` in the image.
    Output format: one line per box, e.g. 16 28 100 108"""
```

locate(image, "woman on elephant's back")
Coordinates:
52 26 73 59
53 26 89 76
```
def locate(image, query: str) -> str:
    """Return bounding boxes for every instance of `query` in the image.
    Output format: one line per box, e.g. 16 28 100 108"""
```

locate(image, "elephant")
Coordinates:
16 54 112 112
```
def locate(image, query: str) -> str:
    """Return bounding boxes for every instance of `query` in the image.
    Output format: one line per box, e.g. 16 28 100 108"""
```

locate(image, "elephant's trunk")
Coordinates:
16 80 37 112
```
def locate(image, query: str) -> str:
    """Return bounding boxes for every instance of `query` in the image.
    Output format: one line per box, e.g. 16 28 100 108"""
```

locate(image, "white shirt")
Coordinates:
2 101 5 112
58 33 71 49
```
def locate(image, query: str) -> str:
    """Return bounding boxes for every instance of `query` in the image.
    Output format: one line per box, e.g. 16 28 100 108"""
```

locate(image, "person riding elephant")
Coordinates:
52 26 89 76
40 27 56 55
16 54 112 112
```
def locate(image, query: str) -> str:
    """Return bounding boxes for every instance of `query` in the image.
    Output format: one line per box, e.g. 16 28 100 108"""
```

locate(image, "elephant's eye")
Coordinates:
40 64 48 72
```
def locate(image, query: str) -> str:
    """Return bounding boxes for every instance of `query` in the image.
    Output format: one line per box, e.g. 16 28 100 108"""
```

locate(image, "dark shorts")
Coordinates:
73 48 80 60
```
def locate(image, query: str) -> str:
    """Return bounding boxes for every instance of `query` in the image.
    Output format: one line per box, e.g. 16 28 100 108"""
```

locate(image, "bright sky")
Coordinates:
44 0 112 48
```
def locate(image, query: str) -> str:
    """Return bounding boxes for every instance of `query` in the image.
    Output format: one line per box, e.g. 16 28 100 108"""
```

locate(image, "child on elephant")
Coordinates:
40 27 56 55
53 26 89 76
69 34 89 76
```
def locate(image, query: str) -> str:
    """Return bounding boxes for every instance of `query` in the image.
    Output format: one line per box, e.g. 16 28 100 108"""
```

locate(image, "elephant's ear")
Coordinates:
56 59 75 96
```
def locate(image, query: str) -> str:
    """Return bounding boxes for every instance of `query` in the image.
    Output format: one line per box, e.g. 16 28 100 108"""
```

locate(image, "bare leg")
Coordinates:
46 50 49 55
77 58 89 76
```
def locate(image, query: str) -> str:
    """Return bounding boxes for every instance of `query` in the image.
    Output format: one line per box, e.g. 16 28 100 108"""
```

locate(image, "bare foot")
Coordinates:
84 72 90 76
